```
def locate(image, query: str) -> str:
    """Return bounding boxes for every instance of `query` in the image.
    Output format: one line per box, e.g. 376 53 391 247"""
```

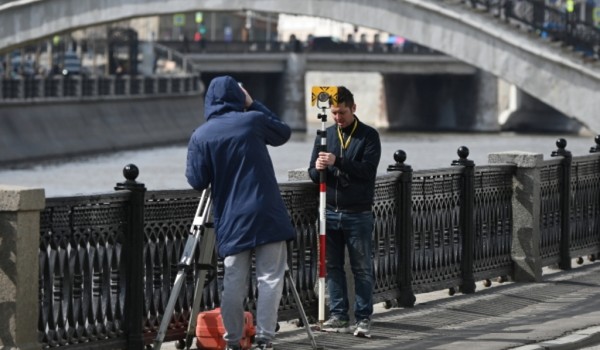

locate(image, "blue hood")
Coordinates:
186 75 296 258
204 75 246 120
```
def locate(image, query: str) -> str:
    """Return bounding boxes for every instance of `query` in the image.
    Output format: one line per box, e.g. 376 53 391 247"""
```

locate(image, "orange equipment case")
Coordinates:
196 307 256 350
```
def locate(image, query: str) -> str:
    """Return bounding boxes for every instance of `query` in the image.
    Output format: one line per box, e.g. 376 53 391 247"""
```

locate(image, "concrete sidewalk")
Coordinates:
163 261 600 350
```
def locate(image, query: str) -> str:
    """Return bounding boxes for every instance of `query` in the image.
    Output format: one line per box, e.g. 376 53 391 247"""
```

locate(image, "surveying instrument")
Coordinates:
152 187 321 350
310 86 338 327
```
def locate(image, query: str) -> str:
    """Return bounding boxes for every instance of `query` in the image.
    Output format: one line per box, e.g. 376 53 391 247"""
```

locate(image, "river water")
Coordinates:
0 130 597 198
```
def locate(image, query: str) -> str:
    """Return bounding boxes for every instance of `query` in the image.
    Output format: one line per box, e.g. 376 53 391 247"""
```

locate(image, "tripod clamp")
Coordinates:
316 107 328 139
317 108 328 122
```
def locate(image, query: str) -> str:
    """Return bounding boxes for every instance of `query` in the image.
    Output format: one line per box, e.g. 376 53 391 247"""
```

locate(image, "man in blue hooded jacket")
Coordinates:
186 75 296 350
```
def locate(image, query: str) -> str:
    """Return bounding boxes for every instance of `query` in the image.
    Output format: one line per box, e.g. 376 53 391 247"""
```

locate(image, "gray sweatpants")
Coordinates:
221 240 287 346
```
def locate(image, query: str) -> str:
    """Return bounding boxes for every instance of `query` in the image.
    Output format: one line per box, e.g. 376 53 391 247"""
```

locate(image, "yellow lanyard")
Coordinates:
337 119 358 150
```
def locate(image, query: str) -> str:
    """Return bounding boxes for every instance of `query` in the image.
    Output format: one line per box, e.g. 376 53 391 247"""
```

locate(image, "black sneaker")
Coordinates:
225 345 242 350
252 340 273 349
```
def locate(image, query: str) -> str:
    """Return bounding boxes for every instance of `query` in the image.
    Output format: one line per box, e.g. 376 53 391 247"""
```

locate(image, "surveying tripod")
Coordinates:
153 187 321 350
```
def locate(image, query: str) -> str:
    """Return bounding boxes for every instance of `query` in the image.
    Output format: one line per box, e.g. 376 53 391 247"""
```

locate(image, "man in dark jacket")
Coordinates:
308 86 381 338
186 75 296 350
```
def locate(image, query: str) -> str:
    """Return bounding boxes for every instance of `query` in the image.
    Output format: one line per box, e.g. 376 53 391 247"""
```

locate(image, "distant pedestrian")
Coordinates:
503 0 513 21
182 34 190 53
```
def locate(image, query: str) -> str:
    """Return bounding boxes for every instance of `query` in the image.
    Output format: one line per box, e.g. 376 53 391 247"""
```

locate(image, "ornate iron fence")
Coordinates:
39 192 130 349
38 142 600 348
472 164 515 282
570 154 600 259
372 173 402 303
411 167 463 294
539 157 563 266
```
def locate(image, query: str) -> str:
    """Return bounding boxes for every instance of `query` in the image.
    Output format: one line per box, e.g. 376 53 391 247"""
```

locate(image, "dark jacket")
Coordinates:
186 75 296 258
308 117 381 212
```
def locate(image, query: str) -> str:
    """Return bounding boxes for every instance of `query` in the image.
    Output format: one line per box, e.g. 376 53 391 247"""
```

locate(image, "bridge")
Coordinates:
1 0 599 132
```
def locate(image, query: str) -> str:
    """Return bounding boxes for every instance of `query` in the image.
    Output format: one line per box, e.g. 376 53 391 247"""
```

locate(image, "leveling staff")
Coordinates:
308 86 381 338
186 75 296 350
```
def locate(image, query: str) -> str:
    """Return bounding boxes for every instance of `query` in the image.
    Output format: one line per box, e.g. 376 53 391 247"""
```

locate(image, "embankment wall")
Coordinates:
0 95 204 166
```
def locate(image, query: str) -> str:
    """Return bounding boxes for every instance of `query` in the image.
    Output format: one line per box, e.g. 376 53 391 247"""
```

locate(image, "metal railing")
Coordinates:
460 0 600 59
38 137 600 348
155 39 442 55
0 74 201 102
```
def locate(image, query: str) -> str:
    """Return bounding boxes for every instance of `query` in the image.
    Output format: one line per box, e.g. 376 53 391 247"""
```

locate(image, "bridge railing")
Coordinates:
0 74 201 103
30 137 600 348
462 0 600 59
155 39 443 55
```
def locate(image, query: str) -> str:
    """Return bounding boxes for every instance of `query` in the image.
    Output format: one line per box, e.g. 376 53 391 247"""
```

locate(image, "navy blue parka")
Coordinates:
185 76 296 258
308 118 381 212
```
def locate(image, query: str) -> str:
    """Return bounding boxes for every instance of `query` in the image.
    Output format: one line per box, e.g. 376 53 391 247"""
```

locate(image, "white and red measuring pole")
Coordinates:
316 105 328 324
312 87 336 326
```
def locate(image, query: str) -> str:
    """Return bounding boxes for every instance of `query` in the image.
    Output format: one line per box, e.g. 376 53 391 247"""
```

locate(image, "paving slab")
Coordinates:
160 261 600 350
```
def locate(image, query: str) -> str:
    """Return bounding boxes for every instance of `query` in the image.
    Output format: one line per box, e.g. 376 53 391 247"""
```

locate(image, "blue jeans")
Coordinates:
325 210 374 321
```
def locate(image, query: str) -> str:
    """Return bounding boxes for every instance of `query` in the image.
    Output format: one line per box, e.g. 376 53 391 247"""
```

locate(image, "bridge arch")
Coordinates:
1 0 599 132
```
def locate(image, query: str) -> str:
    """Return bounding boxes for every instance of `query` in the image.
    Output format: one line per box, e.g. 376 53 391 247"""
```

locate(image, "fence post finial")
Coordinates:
452 146 476 294
115 164 146 350
590 135 600 153
550 138 572 270
387 150 415 307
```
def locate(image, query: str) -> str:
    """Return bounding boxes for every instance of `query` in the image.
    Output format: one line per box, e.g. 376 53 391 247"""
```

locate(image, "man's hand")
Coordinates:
239 84 253 108
315 152 336 170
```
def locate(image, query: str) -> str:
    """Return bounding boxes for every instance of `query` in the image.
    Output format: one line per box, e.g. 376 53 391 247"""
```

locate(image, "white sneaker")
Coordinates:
353 318 371 338
321 316 351 333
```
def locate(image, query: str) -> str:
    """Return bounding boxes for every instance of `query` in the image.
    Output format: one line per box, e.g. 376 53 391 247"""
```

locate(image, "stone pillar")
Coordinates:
16 77 24 99
488 152 543 282
108 76 116 96
497 79 514 125
3 53 9 79
0 185 45 350
74 75 83 97
473 70 500 131
36 76 44 98
123 75 131 95
55 76 64 98
282 53 306 131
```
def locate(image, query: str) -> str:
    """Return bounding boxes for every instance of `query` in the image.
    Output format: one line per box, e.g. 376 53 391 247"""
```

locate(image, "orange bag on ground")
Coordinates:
196 307 256 350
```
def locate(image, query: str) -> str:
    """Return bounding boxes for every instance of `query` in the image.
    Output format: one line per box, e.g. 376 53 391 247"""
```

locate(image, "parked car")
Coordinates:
62 51 82 76
54 51 82 76
10 54 36 77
